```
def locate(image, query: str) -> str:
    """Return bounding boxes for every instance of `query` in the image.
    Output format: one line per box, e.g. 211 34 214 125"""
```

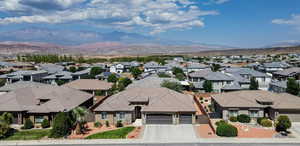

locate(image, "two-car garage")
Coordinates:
145 113 193 124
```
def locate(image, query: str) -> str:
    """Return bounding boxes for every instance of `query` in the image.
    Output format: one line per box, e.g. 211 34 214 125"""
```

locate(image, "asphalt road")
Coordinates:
35 143 300 146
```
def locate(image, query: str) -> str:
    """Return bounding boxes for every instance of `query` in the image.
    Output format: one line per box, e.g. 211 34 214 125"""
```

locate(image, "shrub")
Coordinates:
41 119 50 128
23 119 34 129
257 117 266 125
215 120 226 126
105 121 110 127
94 122 102 128
116 120 123 128
275 115 291 132
260 119 272 127
237 114 251 123
229 117 238 122
216 123 238 137
49 112 72 138
0 121 9 138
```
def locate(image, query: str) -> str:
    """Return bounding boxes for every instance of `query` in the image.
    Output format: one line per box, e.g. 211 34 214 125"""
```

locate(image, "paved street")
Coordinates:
33 143 300 146
143 124 197 141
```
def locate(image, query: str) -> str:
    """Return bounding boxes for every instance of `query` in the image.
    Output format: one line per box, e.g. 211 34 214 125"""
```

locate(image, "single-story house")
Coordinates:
93 87 196 125
0 86 94 124
212 90 300 122
63 79 113 97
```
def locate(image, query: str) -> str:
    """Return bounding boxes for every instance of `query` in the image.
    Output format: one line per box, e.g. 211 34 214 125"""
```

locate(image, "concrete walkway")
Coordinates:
142 124 197 142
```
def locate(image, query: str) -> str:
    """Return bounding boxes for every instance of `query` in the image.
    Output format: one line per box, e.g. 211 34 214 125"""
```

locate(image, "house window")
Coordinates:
101 112 107 119
228 110 238 117
249 110 259 118
118 112 125 120
35 116 44 123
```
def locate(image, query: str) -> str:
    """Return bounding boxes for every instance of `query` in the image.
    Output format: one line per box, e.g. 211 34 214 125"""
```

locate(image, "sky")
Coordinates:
0 0 299 48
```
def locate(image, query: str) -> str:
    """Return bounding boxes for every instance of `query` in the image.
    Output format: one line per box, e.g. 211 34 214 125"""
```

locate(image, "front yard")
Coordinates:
3 129 50 140
85 126 135 139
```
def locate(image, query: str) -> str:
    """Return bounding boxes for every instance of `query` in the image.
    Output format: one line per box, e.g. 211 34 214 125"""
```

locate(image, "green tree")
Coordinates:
69 66 77 73
203 80 213 93
107 74 118 83
286 78 300 96
118 77 132 91
211 64 221 72
172 67 184 75
130 67 142 79
0 112 13 138
50 112 73 138
71 107 90 134
276 115 291 132
249 77 259 90
90 67 103 79
161 80 183 93
175 73 185 81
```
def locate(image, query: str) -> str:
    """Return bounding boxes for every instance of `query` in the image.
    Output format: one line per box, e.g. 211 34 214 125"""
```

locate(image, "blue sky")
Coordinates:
0 0 299 48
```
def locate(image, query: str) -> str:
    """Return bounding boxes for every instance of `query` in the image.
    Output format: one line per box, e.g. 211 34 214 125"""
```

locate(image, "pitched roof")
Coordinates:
188 69 212 78
63 79 113 91
225 68 269 77
0 81 52 92
0 86 93 113
127 76 179 89
273 67 300 76
94 87 196 112
263 62 290 68
212 90 300 109
204 72 234 81
39 63 64 74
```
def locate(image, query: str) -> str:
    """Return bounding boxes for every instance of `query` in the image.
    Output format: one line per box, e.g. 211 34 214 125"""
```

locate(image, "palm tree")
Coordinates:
71 107 90 134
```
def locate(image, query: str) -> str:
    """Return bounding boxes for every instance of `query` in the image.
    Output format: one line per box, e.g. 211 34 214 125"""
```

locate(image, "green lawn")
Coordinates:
85 127 135 139
3 129 51 140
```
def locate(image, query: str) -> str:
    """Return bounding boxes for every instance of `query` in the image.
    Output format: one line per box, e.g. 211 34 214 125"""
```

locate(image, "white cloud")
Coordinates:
204 0 230 5
272 14 300 31
0 0 219 34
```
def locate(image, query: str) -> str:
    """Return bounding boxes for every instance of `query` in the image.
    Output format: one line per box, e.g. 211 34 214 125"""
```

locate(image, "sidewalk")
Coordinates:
1 138 300 145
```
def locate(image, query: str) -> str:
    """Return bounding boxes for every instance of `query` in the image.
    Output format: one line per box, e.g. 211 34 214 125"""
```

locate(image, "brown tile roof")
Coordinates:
0 86 93 113
94 87 196 113
212 90 300 109
63 79 113 91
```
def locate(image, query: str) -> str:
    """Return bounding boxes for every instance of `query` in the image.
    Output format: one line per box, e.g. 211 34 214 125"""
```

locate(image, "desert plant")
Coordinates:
49 112 72 138
229 117 238 122
237 114 251 123
105 121 110 127
94 122 102 128
71 107 90 134
23 119 34 129
41 119 50 128
216 123 238 137
116 120 123 128
260 119 272 127
275 115 291 132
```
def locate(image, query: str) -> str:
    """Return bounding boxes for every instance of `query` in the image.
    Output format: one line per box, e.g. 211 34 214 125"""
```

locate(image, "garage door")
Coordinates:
179 114 193 124
146 114 173 124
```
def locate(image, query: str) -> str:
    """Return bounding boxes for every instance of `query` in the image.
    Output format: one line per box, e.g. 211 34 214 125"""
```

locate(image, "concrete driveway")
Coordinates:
142 124 197 142
291 122 300 137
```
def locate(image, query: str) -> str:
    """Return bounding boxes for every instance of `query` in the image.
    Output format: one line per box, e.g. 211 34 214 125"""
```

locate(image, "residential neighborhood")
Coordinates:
0 53 300 143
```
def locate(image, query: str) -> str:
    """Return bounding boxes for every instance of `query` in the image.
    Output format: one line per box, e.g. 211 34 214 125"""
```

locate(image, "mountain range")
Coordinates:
0 27 299 56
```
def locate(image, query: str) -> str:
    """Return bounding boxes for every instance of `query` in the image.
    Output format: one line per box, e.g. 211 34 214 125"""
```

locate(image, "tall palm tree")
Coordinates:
71 107 90 134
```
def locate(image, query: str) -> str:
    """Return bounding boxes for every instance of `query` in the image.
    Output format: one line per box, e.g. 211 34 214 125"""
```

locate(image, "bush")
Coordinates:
105 121 110 127
94 122 102 128
237 114 251 123
257 117 266 125
275 115 291 132
41 119 50 128
229 117 238 122
49 112 72 138
116 120 123 128
0 121 9 138
215 120 226 126
260 119 272 127
23 119 34 129
216 123 238 137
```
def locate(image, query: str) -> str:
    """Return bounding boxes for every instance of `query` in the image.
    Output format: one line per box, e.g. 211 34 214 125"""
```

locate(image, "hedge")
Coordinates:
216 123 238 137
237 114 251 123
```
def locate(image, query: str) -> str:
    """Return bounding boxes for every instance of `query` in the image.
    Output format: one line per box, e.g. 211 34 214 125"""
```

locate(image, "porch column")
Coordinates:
17 113 22 124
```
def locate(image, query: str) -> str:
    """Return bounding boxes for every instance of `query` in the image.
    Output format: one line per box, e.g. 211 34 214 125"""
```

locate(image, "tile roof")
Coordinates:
212 90 300 109
63 79 113 91
0 81 52 92
127 76 179 89
94 87 196 112
273 67 300 76
0 86 93 113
